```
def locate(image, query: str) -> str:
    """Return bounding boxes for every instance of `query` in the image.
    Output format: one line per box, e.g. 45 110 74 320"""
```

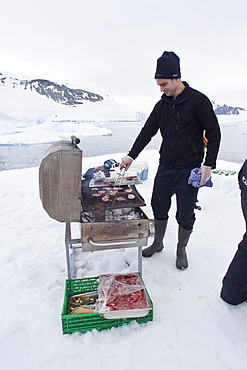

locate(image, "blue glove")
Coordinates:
188 168 213 188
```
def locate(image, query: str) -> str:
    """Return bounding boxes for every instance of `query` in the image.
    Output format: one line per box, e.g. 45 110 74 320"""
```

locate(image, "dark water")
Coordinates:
0 122 246 171
0 122 160 171
0 144 49 171
217 125 247 164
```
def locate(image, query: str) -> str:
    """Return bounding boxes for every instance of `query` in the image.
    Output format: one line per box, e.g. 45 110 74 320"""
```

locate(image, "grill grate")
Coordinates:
81 180 145 212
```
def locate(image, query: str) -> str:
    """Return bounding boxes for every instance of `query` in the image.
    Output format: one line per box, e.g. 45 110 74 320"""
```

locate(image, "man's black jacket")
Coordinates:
128 82 221 169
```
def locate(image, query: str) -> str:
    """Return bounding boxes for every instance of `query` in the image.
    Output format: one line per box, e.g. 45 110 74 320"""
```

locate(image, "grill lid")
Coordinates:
39 138 82 222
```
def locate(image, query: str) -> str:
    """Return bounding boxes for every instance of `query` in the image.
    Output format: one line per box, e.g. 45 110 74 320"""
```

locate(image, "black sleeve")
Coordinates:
238 159 247 226
195 95 221 169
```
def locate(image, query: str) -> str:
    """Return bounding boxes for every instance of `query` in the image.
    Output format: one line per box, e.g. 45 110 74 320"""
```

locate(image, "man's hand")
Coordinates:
120 156 133 171
197 166 211 186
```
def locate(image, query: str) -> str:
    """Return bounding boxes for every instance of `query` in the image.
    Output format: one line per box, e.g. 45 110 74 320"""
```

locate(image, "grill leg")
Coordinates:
66 223 144 278
138 246 142 275
65 222 75 279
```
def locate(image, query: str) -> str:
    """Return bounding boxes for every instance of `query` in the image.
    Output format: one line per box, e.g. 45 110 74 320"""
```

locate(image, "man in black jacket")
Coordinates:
120 51 221 269
220 159 247 304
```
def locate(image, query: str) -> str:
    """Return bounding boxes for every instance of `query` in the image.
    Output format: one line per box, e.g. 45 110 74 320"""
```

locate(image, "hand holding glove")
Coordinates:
188 166 213 188
197 166 212 186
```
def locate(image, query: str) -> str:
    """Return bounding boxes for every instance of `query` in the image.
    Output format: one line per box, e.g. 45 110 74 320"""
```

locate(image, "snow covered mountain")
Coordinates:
0 70 146 144
0 70 147 121
0 72 104 106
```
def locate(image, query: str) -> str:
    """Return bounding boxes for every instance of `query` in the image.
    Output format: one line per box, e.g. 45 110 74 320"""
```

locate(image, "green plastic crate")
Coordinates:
61 274 153 334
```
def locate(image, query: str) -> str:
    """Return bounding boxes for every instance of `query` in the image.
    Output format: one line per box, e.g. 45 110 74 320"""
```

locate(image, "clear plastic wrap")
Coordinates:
96 273 151 314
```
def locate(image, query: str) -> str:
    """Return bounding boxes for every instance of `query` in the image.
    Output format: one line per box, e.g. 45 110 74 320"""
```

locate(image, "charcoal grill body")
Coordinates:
39 138 150 278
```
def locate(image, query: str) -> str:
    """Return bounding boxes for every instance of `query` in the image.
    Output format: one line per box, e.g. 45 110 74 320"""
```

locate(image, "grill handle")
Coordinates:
71 135 80 147
88 237 140 247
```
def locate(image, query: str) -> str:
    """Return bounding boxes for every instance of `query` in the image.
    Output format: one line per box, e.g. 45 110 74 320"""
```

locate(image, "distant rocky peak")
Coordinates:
0 72 104 106
212 101 246 115
25 79 104 105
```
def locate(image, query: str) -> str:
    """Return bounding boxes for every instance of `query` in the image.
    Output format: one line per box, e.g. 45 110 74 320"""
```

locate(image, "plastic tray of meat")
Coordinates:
96 273 153 319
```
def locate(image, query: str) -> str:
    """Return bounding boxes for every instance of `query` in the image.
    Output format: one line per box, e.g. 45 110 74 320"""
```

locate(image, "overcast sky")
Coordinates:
1 0 247 113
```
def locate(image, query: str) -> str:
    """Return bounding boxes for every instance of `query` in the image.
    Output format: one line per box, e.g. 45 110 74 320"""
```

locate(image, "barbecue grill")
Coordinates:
39 136 150 278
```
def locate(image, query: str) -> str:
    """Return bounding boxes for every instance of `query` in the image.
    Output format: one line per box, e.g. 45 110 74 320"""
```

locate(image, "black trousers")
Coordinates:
151 164 199 230
220 159 247 305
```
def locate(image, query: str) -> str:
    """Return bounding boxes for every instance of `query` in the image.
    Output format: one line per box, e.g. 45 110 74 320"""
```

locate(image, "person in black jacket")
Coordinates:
220 159 247 304
120 51 221 269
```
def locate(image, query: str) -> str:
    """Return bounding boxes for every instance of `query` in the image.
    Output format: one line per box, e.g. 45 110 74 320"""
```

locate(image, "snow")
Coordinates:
217 110 247 125
0 97 143 144
1 148 247 370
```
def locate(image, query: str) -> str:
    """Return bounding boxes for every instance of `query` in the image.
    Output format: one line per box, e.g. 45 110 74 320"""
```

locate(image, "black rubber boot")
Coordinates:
176 226 192 270
142 219 168 258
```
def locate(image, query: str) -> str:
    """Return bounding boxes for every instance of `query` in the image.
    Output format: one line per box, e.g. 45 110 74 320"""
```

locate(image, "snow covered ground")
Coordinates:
1 149 247 370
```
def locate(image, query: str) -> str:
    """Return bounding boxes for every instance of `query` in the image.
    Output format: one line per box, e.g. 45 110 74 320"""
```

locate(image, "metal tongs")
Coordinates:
114 167 126 187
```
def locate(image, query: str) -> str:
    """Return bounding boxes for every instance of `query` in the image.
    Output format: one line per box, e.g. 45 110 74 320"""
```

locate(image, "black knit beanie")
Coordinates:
154 51 181 79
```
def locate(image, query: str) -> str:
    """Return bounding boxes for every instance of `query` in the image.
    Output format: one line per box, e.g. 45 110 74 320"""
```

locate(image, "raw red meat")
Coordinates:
98 273 149 311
